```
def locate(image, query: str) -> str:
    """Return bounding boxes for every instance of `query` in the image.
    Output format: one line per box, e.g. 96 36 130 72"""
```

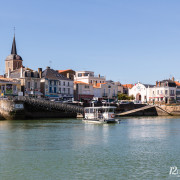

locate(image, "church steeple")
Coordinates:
11 35 17 55
5 33 23 74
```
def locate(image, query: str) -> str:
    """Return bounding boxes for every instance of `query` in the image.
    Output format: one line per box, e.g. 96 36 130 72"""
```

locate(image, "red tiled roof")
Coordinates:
122 84 133 89
74 81 89 85
93 83 106 88
58 69 73 73
175 81 180 86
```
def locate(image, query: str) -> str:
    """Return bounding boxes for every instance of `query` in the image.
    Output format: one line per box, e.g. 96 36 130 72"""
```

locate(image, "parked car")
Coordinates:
102 100 107 104
133 100 142 104
90 100 98 104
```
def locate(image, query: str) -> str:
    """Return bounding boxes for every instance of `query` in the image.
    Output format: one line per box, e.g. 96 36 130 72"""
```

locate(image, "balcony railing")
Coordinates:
94 75 105 78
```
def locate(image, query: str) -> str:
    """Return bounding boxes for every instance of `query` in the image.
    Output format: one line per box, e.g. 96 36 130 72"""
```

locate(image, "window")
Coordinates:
59 81 61 85
85 85 89 88
59 88 61 93
63 88 65 93
54 81 56 86
78 73 82 77
8 62 10 67
157 90 159 95
165 90 168 95
68 88 70 94
91 80 92 84
34 82 37 89
50 81 52 85
63 82 65 86
153 91 154 95
54 87 56 93
13 85 16 92
28 82 30 89
68 82 69 86
49 87 52 93
84 73 89 76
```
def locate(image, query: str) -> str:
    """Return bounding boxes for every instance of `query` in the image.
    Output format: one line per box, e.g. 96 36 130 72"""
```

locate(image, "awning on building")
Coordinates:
45 94 59 97
26 91 43 95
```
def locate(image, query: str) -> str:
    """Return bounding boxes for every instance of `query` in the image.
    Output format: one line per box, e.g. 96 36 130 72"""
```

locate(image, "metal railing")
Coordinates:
23 97 84 114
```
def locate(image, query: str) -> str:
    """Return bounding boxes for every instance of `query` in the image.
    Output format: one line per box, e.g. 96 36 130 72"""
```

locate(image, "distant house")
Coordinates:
74 81 94 101
57 69 75 80
122 84 134 94
0 77 21 96
41 67 74 100
129 82 153 103
149 80 176 103
7 67 42 97
74 71 106 84
74 71 118 101
129 80 177 104
175 81 180 102
93 82 118 101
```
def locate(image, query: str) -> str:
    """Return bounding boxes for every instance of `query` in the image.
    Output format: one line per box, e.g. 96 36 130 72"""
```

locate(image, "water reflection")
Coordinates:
126 117 180 140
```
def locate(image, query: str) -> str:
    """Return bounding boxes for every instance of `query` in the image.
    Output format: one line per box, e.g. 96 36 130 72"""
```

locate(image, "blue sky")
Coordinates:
0 0 180 84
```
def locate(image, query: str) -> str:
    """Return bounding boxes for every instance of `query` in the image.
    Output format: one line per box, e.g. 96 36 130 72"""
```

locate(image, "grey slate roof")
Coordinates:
143 84 155 88
42 68 73 81
11 35 17 55
6 35 23 61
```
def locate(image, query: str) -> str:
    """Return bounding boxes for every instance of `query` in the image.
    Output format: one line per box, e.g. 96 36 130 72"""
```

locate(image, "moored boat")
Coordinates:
83 106 117 123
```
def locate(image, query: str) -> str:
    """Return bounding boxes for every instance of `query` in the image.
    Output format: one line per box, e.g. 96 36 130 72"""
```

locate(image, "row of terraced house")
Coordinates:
1 35 126 102
2 35 180 104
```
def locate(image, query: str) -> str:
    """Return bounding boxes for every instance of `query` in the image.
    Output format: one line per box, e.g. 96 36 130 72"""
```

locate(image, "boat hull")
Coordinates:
83 118 117 124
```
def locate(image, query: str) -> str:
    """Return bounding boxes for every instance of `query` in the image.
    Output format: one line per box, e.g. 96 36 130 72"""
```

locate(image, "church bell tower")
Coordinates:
5 34 23 74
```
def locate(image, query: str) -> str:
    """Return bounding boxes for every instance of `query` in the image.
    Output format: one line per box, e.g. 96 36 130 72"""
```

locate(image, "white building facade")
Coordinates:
74 71 118 101
74 71 106 85
129 80 177 104
129 82 153 103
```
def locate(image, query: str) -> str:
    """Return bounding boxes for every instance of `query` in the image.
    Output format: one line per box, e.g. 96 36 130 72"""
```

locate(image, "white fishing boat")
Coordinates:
83 106 117 123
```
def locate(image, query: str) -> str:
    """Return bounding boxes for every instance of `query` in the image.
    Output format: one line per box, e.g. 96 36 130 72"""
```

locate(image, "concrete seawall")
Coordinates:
2 98 180 120
0 99 25 120
0 99 78 120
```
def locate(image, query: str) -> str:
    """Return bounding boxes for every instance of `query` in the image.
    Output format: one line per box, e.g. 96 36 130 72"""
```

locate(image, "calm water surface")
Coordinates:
0 117 180 180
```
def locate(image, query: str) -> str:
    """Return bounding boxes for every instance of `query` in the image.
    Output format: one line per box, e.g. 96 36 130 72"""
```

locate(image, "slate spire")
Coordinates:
11 35 17 55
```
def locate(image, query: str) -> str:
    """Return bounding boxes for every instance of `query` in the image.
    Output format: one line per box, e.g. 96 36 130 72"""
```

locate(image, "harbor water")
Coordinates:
0 117 180 180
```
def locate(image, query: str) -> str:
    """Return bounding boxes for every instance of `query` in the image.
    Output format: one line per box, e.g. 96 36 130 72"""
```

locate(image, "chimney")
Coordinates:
98 74 100 78
156 81 158 87
93 81 97 86
159 81 161 86
172 77 175 81
38 68 42 78
7 68 11 78
46 66 50 69
20 67 23 78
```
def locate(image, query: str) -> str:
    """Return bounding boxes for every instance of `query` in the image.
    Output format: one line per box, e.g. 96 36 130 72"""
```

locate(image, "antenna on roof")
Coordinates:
13 26 16 35
49 60 52 68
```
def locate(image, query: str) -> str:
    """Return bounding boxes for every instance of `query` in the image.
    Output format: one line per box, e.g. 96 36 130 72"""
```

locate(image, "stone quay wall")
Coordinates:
0 99 25 120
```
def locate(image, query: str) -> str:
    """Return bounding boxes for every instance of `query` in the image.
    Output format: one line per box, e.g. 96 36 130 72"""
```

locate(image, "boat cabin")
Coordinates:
84 106 116 121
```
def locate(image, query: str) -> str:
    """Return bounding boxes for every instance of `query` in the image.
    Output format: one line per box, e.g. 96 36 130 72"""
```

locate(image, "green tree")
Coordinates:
118 93 134 100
